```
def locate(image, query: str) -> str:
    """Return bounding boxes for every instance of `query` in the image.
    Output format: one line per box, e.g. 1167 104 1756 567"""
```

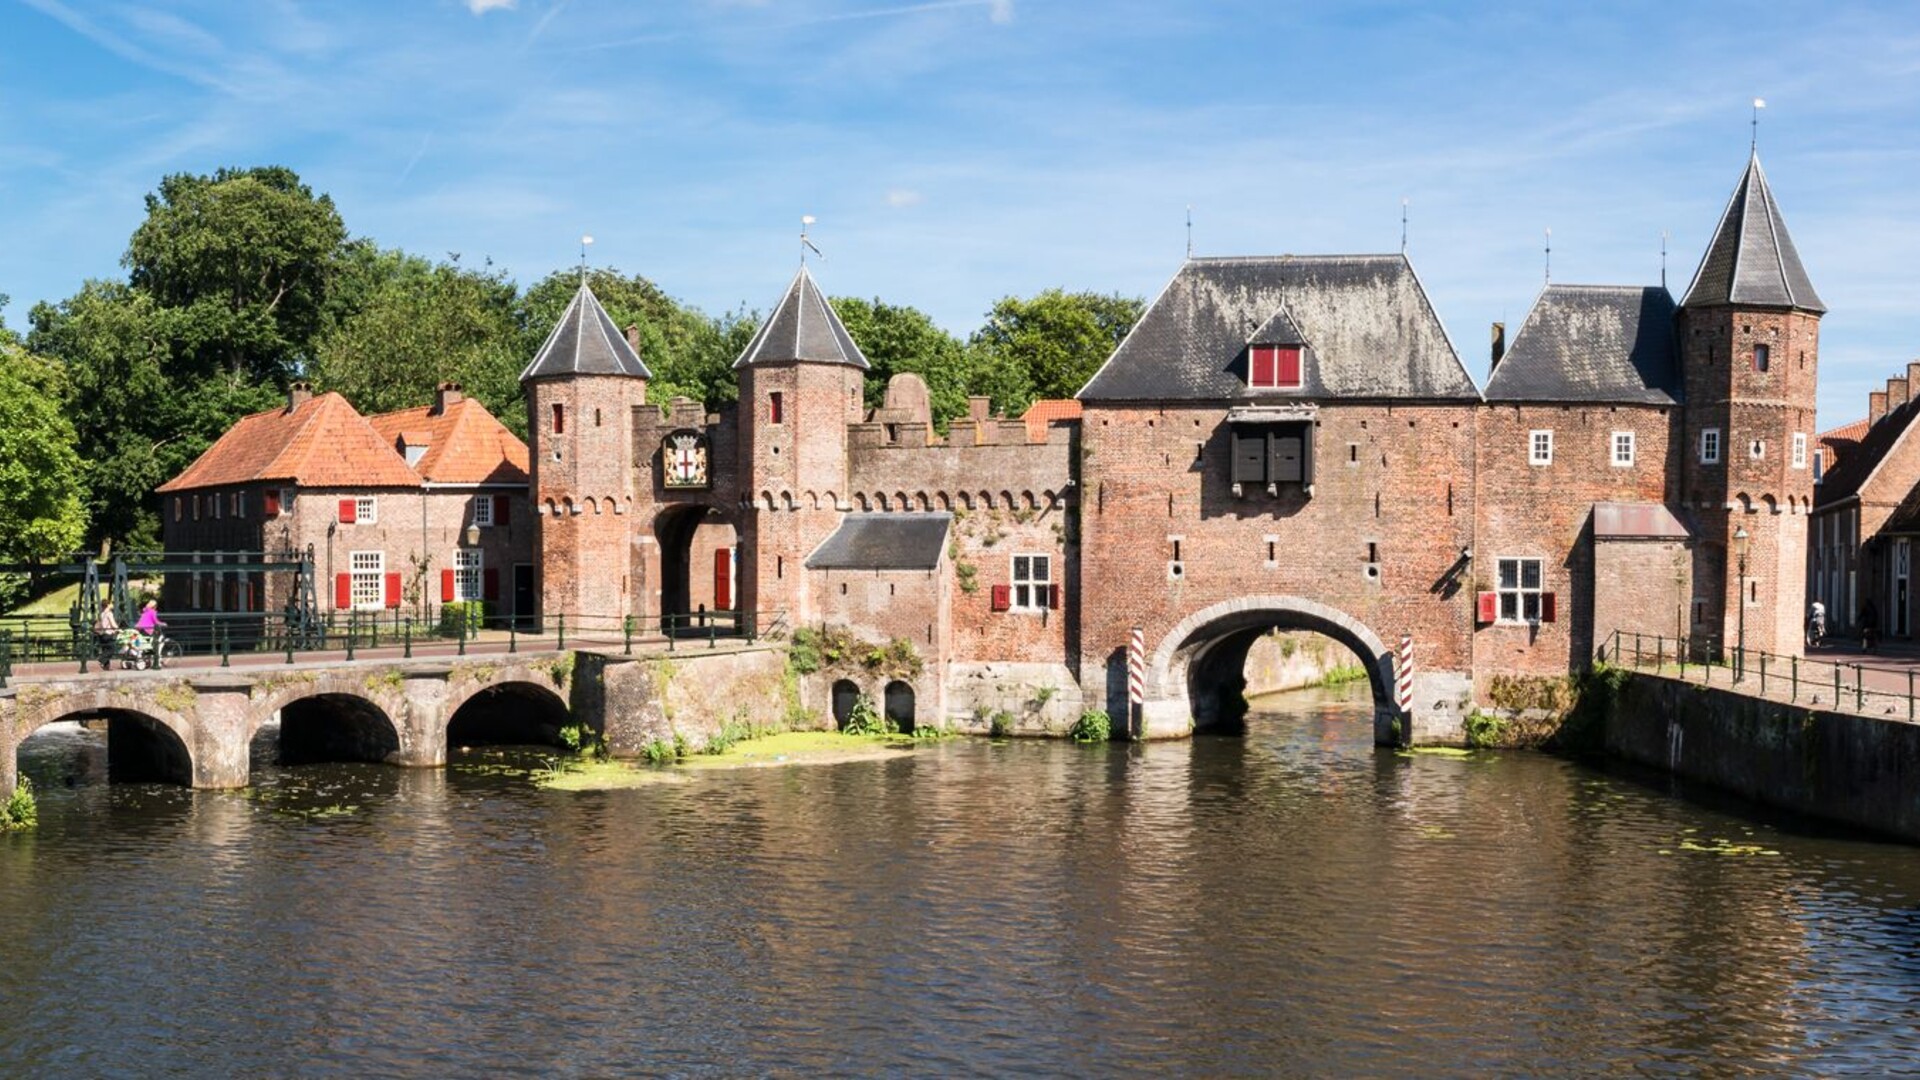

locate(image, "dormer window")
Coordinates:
1248 345 1303 390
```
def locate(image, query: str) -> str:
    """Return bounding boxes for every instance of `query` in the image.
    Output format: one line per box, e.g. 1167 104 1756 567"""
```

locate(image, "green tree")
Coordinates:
968 289 1144 413
830 297 972 431
0 344 88 572
519 268 748 410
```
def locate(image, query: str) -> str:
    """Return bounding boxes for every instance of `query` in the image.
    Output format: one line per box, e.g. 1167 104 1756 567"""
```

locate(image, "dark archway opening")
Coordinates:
831 679 860 729
277 694 401 766
884 680 916 734
447 682 573 749
19 710 189 787
657 505 738 636
102 711 194 785
1182 619 1387 736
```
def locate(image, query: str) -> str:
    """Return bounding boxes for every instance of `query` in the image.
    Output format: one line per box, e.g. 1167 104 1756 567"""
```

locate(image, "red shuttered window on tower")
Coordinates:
1248 345 1303 390
552 403 565 434
769 392 785 424
264 489 281 517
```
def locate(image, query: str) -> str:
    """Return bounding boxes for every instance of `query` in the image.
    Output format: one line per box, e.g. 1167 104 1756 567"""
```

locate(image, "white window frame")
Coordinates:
455 548 483 602
1700 428 1721 465
355 496 378 525
1496 556 1545 624
1529 430 1553 466
473 495 494 528
350 551 385 611
1010 553 1052 612
1611 431 1635 468
1792 433 1808 470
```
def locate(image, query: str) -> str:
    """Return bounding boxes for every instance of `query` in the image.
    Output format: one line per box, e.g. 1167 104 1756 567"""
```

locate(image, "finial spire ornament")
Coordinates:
1401 197 1409 255
1544 227 1552 285
1751 97 1765 152
800 215 822 265
1661 230 1669 289
1185 204 1193 259
579 234 593 284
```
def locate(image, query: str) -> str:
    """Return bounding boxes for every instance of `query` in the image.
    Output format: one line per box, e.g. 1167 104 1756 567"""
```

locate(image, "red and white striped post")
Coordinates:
1396 634 1415 715
1127 627 1146 710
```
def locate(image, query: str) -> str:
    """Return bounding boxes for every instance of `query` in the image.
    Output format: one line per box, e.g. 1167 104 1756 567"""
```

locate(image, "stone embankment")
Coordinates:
1243 631 1360 697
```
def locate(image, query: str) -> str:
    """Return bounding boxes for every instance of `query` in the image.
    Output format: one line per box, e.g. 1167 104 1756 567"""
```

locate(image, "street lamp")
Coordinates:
1733 525 1750 681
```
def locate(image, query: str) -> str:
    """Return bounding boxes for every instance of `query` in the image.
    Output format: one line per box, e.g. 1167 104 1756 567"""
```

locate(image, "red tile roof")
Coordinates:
158 392 422 492
1021 398 1082 442
368 397 529 485
1817 415 1870 476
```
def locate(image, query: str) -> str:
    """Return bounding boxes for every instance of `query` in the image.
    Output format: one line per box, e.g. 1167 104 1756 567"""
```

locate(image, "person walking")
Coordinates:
1860 598 1879 652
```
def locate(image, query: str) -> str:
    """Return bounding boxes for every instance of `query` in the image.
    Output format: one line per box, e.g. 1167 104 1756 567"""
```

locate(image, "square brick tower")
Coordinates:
1677 152 1824 659
520 283 650 631
732 265 869 629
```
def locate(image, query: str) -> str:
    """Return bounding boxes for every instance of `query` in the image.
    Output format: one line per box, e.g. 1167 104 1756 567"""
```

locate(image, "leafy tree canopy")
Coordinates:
969 289 1144 413
831 297 972 431
0 344 87 566
520 268 751 410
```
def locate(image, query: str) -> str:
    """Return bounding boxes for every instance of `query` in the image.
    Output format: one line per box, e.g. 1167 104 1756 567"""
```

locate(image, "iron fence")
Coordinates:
1602 629 1920 721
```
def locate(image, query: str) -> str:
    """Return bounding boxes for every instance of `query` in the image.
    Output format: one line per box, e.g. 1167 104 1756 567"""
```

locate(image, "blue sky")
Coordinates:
3 1 1918 425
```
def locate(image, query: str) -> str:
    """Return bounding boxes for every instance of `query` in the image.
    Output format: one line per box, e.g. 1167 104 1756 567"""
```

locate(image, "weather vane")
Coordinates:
1752 97 1765 151
579 234 593 284
800 215 823 265
1185 205 1193 259
1544 227 1551 286
1401 197 1409 256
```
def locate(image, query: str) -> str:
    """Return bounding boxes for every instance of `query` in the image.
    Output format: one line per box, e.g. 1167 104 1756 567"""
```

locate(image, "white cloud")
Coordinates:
988 0 1013 25
466 0 516 14
886 189 923 208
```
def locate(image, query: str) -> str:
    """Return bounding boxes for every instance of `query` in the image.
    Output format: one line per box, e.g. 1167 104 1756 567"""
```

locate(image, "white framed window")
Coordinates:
1010 553 1052 611
1792 433 1808 470
350 551 384 611
1248 345 1304 390
1497 557 1545 623
1611 431 1635 467
282 487 296 513
355 496 378 525
473 496 494 528
455 548 483 602
1701 428 1721 465
1529 430 1553 466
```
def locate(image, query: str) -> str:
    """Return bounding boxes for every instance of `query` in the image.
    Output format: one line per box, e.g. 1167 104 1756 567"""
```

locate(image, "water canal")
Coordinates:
5 684 1920 1075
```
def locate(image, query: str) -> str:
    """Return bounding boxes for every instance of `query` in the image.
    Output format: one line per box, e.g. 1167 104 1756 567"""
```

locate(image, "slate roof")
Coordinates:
1077 255 1478 402
805 513 951 571
1815 398 1920 507
368 397 529 486
1681 152 1825 313
159 392 423 492
1484 285 1680 404
733 265 870 370
519 283 652 382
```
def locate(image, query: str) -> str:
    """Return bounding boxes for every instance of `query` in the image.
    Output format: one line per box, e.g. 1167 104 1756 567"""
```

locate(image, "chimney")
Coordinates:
1869 390 1888 426
1490 322 1506 371
287 381 312 413
1889 375 1911 413
968 395 992 423
625 324 643 357
1907 360 1920 404
432 381 463 415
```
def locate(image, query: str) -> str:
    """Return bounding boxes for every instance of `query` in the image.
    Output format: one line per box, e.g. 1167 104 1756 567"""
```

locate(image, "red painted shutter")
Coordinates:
495 494 511 525
1251 346 1275 387
385 573 401 608
264 489 281 516
1277 346 1301 387
1476 591 1497 625
335 573 352 609
338 498 356 524
1541 592 1557 623
714 549 731 610
1048 583 1061 609
990 585 1010 612
483 568 499 602
441 568 456 602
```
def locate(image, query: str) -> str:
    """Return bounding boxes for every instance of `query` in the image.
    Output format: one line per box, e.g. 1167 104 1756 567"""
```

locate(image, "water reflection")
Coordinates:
4 684 1920 1075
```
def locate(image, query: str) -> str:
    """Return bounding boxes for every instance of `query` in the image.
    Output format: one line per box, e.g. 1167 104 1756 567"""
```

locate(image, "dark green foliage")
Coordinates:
520 268 751 410
969 289 1144 413
439 600 488 636
1069 709 1112 743
841 695 893 736
831 297 972 430
2 776 37 831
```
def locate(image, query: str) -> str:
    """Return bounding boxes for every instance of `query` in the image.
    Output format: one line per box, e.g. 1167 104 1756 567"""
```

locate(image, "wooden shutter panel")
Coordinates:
385 573 402 608
264 489 281 517
1271 434 1303 483
335 573 352 609
990 584 1011 612
1048 583 1061 609
483 568 499 602
1232 430 1268 485
713 550 731 610
338 498 356 524
1250 346 1275 387
1541 592 1557 623
1476 591 1497 625
1276 346 1301 387
494 494 511 525
441 568 456 602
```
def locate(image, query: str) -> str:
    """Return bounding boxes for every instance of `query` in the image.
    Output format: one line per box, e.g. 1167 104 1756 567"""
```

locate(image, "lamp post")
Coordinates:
1733 525 1750 681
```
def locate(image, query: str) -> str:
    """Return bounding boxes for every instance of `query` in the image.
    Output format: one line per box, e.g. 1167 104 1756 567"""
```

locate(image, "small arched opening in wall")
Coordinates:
1151 596 1391 735
447 681 573 751
272 693 402 767
17 707 193 789
884 680 916 734
655 503 740 636
831 679 861 729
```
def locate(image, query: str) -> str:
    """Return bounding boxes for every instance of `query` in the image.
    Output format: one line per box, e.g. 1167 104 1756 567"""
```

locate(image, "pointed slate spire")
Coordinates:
732 265 871 370
1682 152 1825 313
519 283 652 382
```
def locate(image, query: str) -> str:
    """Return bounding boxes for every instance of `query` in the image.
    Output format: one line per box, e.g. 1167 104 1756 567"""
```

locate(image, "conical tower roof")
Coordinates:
519 282 652 382
1681 152 1825 313
732 264 870 370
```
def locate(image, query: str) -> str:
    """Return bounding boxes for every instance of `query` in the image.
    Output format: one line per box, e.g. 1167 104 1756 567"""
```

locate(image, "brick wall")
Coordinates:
527 373 644 627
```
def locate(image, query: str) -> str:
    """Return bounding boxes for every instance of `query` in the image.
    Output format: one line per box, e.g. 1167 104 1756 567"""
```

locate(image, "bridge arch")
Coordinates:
270 690 404 767
1148 595 1393 733
14 694 196 787
446 679 572 749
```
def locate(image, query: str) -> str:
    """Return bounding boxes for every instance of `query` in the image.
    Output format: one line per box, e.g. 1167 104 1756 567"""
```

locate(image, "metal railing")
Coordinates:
1602 629 1920 721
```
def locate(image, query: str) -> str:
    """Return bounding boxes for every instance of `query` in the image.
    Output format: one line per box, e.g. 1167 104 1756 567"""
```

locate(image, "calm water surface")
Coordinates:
6 685 1920 1076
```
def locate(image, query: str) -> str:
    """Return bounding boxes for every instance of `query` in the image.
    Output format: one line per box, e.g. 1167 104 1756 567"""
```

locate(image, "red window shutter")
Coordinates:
335 573 352 609
441 568 456 602
264 489 281 517
713 549 731 610
1048 583 1061 609
770 392 785 424
483 568 499 602
1277 346 1301 387
338 498 356 524
1250 346 1275 387
552 403 565 434
494 494 510 525
990 585 1011 612
1476 591 1497 625
1541 592 1557 623
385 573 402 608
245 581 256 612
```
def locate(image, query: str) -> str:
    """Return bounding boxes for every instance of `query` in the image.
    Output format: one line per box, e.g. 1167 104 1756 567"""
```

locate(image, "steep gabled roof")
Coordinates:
1816 398 1920 507
368 396 529 486
1077 255 1478 402
1817 415 1870 476
732 265 870 370
519 283 651 382
1020 398 1082 442
805 513 950 570
1681 152 1825 313
158 392 421 492
1484 285 1680 404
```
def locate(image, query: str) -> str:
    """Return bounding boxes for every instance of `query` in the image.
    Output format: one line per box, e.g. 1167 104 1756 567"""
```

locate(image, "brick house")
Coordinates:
1809 367 1920 640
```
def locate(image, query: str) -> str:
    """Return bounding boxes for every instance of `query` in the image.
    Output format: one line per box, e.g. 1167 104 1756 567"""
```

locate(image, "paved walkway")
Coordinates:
1621 636 1920 722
